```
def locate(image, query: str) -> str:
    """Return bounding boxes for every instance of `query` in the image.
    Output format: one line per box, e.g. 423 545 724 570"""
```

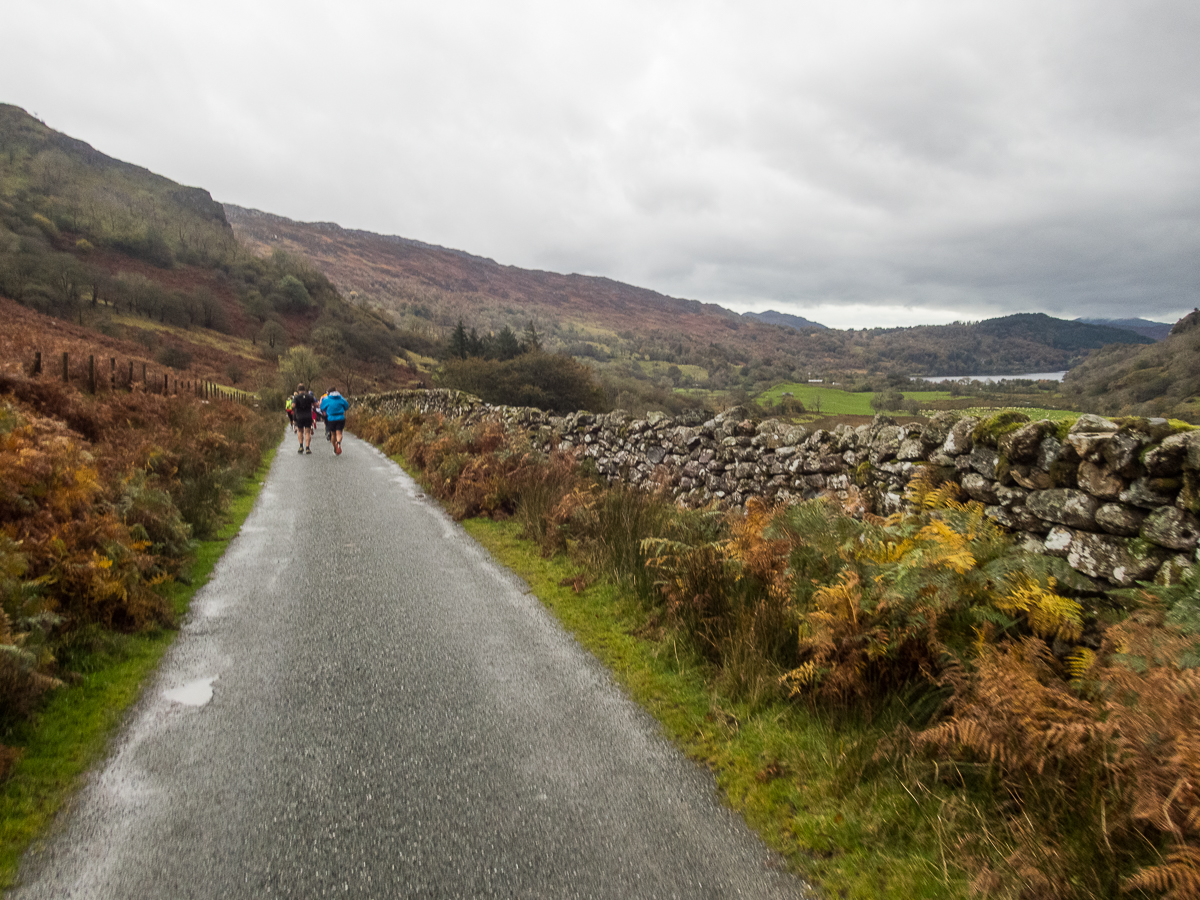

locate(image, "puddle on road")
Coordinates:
163 677 217 707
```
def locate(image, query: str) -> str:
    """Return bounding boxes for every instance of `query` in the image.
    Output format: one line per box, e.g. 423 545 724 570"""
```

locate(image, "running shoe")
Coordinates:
305 447 312 454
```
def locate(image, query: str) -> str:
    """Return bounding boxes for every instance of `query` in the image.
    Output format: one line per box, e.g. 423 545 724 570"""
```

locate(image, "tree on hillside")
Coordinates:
870 390 905 413
467 327 485 357
495 325 521 360
522 321 542 353
273 275 312 312
278 346 324 390
449 320 469 359
48 253 85 312
258 320 287 357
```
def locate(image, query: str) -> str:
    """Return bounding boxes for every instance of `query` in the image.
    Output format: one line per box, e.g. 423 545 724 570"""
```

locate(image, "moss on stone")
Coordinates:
1180 471 1200 514
1054 418 1079 442
995 456 1012 485
1113 416 1151 434
972 411 1031 447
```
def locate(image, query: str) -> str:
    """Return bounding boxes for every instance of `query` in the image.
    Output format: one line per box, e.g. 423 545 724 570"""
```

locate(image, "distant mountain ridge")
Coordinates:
742 309 828 331
223 206 1158 379
1075 317 1173 342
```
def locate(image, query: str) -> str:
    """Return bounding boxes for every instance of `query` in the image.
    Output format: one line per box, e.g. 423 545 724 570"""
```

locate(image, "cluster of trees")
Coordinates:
446 319 542 361
436 319 606 413
868 390 921 415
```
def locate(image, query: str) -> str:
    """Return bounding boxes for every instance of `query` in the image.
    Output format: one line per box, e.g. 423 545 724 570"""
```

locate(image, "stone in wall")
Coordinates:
994 483 1028 507
942 417 979 456
968 446 1001 480
1095 503 1146 537
1036 435 1065 473
1026 489 1100 529
1076 461 1124 500
1121 477 1177 508
1044 526 1168 586
961 473 999 504
920 411 958 449
1141 507 1200 552
1010 465 1053 490
1144 432 1196 476
998 420 1054 463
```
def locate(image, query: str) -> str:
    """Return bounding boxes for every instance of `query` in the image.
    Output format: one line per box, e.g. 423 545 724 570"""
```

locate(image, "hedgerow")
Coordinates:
0 372 275 770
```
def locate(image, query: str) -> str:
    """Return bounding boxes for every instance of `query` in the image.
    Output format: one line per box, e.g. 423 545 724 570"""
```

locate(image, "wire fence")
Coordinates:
27 349 257 406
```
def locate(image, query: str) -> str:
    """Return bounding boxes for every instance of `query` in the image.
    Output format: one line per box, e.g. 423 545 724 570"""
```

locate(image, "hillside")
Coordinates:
742 309 828 330
1076 316 1173 342
0 104 419 397
224 204 754 350
1063 308 1200 419
225 207 1154 392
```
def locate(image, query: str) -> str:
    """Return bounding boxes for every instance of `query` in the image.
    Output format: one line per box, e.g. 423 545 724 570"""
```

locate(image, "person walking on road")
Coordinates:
291 383 317 454
285 394 295 433
320 386 350 455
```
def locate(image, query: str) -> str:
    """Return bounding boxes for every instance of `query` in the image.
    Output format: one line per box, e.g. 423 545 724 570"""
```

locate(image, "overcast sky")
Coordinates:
4 1 1198 328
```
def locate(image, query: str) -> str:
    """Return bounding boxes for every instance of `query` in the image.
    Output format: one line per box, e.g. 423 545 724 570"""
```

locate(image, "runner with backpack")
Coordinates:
291 384 317 454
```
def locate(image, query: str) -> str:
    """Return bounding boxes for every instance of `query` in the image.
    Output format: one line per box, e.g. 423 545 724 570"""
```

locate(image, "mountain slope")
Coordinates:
742 310 828 331
1075 317 1173 341
1062 308 1200 418
0 105 418 394
224 206 1156 383
224 205 747 344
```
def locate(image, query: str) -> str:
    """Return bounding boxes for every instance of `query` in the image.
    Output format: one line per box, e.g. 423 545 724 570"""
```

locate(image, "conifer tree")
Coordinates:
449 319 469 359
522 320 542 353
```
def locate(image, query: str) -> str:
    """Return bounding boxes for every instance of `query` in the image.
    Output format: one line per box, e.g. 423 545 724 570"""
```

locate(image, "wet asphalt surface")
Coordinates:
11 430 811 899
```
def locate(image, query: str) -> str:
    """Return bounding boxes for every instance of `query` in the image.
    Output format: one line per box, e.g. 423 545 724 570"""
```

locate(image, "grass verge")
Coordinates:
0 446 278 889
462 516 972 900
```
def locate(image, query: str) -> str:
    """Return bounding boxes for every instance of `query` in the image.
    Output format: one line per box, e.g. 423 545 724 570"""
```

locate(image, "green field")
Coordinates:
757 383 954 415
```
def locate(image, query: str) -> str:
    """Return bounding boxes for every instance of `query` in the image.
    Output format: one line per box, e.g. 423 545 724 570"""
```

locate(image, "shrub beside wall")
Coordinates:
354 391 1200 592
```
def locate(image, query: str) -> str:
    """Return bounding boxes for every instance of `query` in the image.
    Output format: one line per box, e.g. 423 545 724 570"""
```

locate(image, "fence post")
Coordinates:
110 358 115 391
88 356 95 394
128 361 133 389
32 351 41 376
62 352 69 383
142 362 147 385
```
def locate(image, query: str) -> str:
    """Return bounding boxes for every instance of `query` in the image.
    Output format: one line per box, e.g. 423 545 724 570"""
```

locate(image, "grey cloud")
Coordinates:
2 0 1197 327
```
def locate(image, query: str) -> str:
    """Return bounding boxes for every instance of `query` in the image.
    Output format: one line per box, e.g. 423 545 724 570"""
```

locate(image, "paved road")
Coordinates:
12 431 810 899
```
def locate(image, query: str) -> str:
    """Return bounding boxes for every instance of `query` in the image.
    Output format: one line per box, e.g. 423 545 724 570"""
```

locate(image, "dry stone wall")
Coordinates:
355 390 1200 591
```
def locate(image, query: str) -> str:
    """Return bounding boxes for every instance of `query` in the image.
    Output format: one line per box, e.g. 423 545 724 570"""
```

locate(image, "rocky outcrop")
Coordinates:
353 390 1200 590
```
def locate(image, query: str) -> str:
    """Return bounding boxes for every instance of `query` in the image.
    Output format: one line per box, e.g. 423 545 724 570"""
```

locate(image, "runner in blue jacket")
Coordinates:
320 387 350 456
